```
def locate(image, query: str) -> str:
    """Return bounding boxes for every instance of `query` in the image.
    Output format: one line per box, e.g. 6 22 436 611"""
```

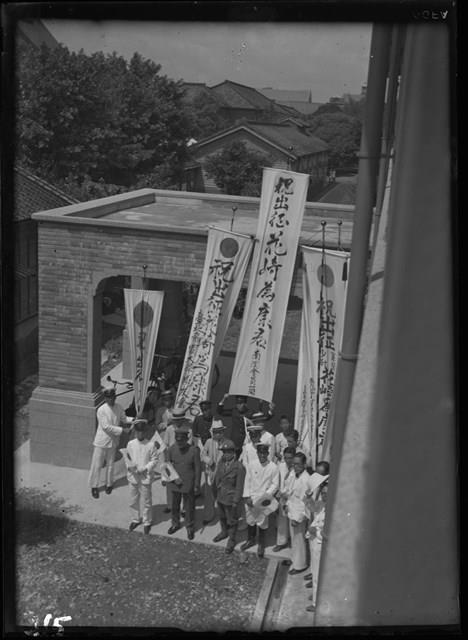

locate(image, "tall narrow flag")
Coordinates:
176 227 253 418
229 168 309 402
295 246 348 468
124 289 164 415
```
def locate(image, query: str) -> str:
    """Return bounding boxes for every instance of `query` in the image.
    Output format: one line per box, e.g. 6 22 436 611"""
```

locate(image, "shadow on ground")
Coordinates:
15 487 82 547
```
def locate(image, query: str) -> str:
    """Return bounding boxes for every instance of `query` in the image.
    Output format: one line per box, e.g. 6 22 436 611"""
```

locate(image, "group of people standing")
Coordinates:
88 386 329 613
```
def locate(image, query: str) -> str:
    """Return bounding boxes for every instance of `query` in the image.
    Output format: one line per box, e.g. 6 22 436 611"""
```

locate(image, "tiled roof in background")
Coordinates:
211 80 282 112
14 166 78 221
318 181 357 205
181 82 228 106
260 88 312 102
247 122 329 157
191 121 329 158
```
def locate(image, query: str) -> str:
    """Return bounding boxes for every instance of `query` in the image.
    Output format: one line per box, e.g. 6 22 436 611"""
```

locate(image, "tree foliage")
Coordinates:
204 141 272 196
16 42 193 198
310 103 343 117
184 91 230 141
342 97 366 123
306 112 361 169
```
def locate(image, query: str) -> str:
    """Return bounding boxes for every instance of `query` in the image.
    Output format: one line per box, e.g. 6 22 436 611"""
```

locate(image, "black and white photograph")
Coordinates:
3 1 458 635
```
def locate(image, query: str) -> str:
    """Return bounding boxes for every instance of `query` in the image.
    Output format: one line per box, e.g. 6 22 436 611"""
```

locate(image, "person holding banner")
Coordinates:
88 386 134 499
241 443 279 558
192 400 215 446
122 419 162 535
201 420 229 524
165 423 201 540
211 439 246 554
217 394 274 458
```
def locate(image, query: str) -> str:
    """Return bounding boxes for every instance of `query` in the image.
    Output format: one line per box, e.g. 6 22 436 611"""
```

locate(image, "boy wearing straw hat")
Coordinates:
123 419 162 535
212 439 246 554
162 406 193 448
201 419 229 524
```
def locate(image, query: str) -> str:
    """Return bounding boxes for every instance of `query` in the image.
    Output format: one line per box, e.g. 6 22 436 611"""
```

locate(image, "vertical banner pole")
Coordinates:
314 221 327 465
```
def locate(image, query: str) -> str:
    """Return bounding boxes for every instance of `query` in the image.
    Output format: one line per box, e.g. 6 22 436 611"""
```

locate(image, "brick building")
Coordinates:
14 166 78 380
29 188 354 469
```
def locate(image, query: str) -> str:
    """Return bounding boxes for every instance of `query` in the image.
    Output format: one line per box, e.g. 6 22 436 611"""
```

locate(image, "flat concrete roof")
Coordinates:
32 188 355 249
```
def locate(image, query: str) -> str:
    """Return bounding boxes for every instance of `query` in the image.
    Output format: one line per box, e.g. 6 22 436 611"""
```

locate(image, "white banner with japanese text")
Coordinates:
176 227 253 418
295 246 348 468
229 168 309 402
124 289 164 415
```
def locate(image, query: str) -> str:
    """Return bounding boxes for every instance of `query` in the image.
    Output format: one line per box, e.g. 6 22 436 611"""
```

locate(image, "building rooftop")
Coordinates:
14 165 78 221
260 88 312 102
32 188 354 249
191 121 328 159
319 181 357 205
210 80 288 113
247 122 328 156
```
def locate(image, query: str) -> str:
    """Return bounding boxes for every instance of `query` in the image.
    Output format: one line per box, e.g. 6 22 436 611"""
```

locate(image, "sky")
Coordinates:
44 20 371 103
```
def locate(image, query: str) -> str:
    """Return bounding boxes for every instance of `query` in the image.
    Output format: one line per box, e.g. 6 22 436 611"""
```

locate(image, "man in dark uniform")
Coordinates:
217 394 274 459
212 439 246 554
192 400 215 446
165 423 201 540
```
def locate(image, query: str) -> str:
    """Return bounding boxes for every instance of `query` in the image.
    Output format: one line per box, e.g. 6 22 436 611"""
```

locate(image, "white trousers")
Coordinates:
310 537 323 605
129 482 153 526
88 446 116 488
276 509 290 546
289 519 308 571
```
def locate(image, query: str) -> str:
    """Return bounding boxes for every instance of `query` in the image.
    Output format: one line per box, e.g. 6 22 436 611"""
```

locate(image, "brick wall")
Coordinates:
37 221 208 392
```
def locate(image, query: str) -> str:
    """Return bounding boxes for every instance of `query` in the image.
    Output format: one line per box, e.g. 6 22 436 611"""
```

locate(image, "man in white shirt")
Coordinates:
88 386 134 498
285 452 311 575
241 443 279 558
123 419 164 534
272 446 295 553
305 460 330 613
